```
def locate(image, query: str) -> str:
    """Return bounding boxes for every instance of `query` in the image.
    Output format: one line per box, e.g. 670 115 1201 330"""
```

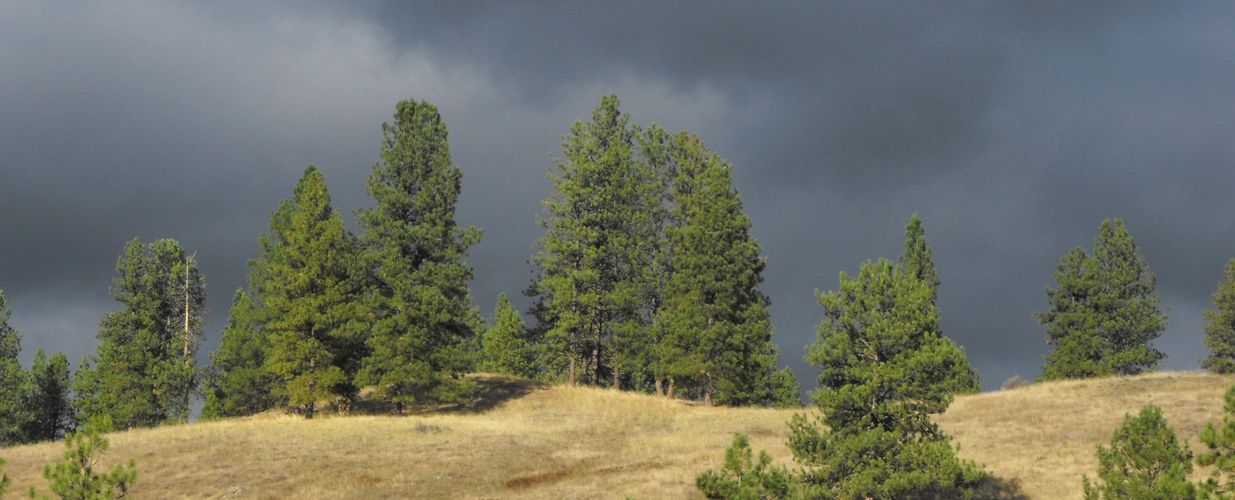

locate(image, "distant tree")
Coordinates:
529 96 657 387
766 367 801 409
28 417 137 500
1204 259 1235 374
899 214 980 393
357 99 482 412
74 238 203 429
261 166 367 417
0 290 32 445
201 289 278 419
1197 384 1235 496
789 259 984 498
1037 219 1166 380
696 433 794 499
22 349 74 441
1082 405 1194 499
655 132 779 405
479 294 538 378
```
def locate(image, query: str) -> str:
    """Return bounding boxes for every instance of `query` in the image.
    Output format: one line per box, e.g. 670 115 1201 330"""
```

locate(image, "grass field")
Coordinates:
2 371 1232 499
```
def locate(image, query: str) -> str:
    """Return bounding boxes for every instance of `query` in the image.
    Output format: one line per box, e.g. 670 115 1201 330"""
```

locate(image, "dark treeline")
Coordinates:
2 94 1235 461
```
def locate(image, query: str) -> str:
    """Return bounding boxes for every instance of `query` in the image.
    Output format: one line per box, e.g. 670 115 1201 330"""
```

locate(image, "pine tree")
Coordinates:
28 417 137 500
201 289 277 419
767 367 802 409
1037 219 1166 379
262 166 367 417
1083 405 1195 499
22 349 73 441
479 293 537 378
74 238 204 429
357 99 482 411
655 132 777 405
1204 259 1235 373
1197 384 1235 496
788 259 984 498
696 433 794 499
0 290 31 445
898 214 980 393
530 96 656 387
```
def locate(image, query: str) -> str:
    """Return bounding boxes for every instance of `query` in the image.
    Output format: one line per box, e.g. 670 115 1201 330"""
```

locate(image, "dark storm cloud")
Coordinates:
2 1 1233 391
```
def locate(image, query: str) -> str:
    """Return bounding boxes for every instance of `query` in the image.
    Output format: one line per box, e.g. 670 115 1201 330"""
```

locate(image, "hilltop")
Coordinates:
2 371 1233 499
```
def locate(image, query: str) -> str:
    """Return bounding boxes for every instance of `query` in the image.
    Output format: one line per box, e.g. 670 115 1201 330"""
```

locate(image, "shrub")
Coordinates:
28 417 137 499
1082 405 1194 499
1198 384 1235 496
696 433 793 499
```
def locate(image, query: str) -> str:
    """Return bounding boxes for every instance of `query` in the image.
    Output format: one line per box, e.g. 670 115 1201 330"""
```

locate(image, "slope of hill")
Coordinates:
2 371 1232 499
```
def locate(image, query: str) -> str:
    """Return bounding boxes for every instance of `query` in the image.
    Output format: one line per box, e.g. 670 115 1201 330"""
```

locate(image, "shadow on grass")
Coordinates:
974 475 1031 500
349 374 545 416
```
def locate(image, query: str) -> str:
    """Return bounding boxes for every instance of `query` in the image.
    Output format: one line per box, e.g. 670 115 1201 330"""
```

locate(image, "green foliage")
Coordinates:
791 258 984 498
357 99 482 410
530 96 662 387
1037 219 1166 380
479 294 538 378
22 349 74 441
261 166 367 417
1082 405 1195 500
1198 384 1235 496
655 131 779 405
767 368 802 409
74 239 203 429
0 458 8 497
29 417 137 500
1204 259 1235 374
696 433 793 499
900 214 980 393
201 289 278 419
0 290 32 445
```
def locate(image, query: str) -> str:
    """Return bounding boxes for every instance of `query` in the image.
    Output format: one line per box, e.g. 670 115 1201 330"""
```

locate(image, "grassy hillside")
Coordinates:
2 372 1232 499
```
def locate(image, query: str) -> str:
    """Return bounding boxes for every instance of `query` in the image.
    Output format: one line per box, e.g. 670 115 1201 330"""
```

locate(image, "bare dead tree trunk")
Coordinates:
183 260 191 361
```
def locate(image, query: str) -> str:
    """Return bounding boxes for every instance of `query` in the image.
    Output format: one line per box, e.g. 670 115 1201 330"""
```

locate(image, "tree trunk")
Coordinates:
395 401 404 416
703 378 714 406
590 344 601 386
655 378 664 397
183 260 191 360
612 365 621 390
667 378 675 399
568 356 577 386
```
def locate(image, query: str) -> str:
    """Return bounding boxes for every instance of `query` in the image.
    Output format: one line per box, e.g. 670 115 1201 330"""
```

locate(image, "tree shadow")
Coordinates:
348 374 545 416
974 475 1031 500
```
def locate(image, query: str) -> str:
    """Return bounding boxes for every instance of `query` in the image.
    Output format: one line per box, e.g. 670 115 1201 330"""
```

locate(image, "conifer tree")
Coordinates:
74 238 204 429
767 367 802 409
1083 405 1195 499
1037 219 1166 379
788 259 984 497
898 214 980 393
696 433 794 499
28 417 136 500
22 349 73 441
479 293 537 378
0 290 31 445
261 166 366 417
655 132 777 405
357 99 482 411
201 289 277 419
1204 259 1235 374
530 96 657 387
1197 384 1235 496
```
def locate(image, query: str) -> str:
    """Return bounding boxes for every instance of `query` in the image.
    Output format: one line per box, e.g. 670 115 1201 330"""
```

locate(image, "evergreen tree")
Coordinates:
357 99 482 411
261 166 367 417
1204 259 1235 374
479 293 537 378
74 238 204 429
22 349 74 441
788 259 984 498
1082 405 1195 499
1198 384 1235 496
0 290 31 445
767 367 802 409
696 433 794 499
1037 219 1166 379
530 96 657 387
898 214 980 393
655 132 777 405
201 289 277 419
28 417 137 500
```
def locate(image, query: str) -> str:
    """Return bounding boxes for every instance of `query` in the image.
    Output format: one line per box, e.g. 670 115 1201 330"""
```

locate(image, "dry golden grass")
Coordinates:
1 371 1231 499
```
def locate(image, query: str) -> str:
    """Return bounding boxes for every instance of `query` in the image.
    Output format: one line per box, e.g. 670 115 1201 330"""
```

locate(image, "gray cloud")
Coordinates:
2 1 1233 391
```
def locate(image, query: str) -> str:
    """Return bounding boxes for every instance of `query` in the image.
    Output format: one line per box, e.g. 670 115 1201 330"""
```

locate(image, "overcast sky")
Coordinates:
3 1 1234 391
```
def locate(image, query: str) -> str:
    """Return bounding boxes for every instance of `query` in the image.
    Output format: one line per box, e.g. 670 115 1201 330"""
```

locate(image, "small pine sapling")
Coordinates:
696 433 793 499
29 417 137 499
1082 405 1194 499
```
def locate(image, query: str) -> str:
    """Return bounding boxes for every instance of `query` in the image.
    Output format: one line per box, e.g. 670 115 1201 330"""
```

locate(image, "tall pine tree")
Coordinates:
1204 259 1235 373
1037 219 1166 379
201 289 277 419
74 238 204 428
261 166 367 417
898 214 980 392
655 132 778 405
22 349 73 441
357 99 482 411
0 290 31 445
530 96 657 387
